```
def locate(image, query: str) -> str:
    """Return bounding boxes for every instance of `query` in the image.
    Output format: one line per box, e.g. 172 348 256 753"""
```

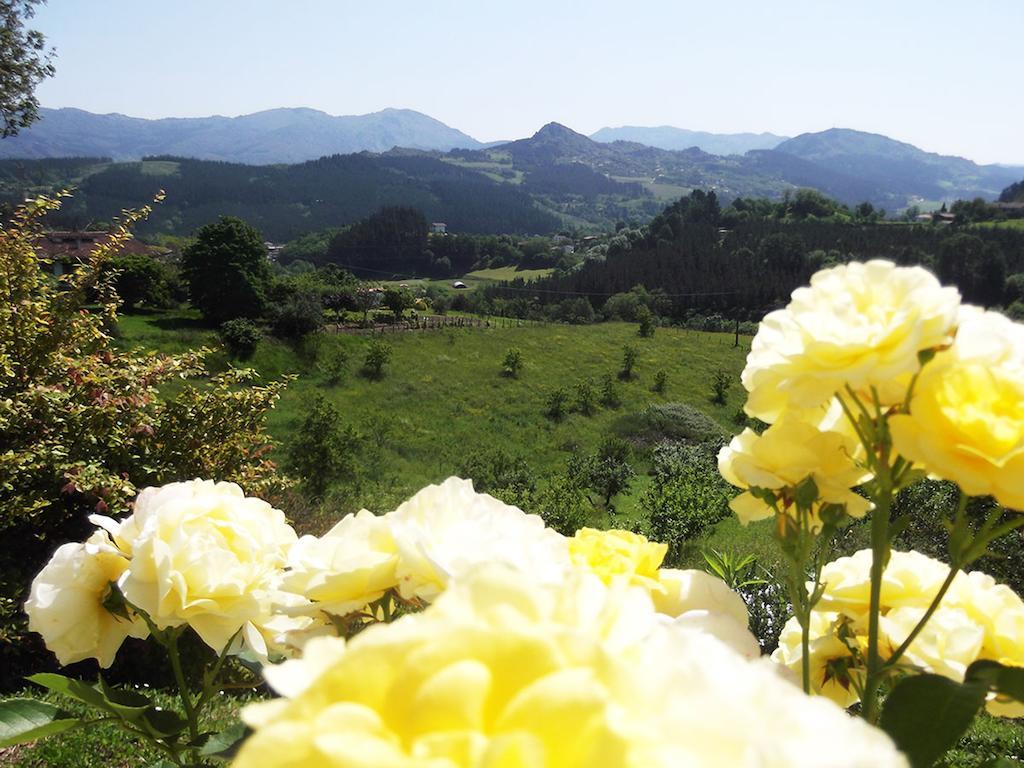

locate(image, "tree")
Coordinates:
636 304 655 337
619 344 638 380
103 253 171 311
288 395 356 498
587 437 635 509
362 338 392 379
383 287 413 321
502 347 523 378
181 216 271 324
0 1 55 137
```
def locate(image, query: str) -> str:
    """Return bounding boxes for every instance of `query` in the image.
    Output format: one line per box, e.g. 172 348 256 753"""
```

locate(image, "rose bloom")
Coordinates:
282 508 400 617
25 531 147 667
772 612 863 708
113 480 298 652
386 477 570 602
717 415 871 526
568 528 667 592
890 307 1024 511
235 565 908 768
742 260 960 422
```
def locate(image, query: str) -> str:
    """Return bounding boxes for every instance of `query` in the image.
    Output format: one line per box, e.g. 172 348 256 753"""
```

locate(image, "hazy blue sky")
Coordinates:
31 0 1024 163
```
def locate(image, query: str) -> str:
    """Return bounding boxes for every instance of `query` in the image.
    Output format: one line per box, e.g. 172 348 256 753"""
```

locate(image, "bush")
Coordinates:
710 368 731 405
599 373 621 408
459 449 534 497
102 253 174 311
587 437 635 508
0 196 289 688
317 344 350 386
269 288 324 340
636 403 724 444
575 379 597 416
544 387 569 420
502 347 523 378
637 305 655 337
640 442 731 563
652 369 668 393
619 344 638 380
218 318 262 359
288 395 358 498
362 339 393 379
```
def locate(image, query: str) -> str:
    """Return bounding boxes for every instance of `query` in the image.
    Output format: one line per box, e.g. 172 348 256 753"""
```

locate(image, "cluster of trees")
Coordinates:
484 190 1024 322
281 206 571 278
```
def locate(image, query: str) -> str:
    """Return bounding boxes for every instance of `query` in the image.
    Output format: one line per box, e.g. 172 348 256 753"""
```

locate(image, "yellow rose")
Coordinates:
117 480 297 652
652 568 748 626
947 570 1024 666
25 531 147 667
386 477 570 602
568 528 666 591
816 549 958 621
742 260 959 422
881 606 984 681
772 612 864 708
717 415 871 526
282 508 399 617
890 308 1024 510
236 565 909 768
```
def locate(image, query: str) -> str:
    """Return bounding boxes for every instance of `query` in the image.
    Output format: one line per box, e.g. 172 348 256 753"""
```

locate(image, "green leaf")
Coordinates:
880 673 988 768
980 760 1024 768
199 722 250 760
966 659 1024 703
28 673 152 723
0 699 81 747
141 708 188 739
145 761 180 768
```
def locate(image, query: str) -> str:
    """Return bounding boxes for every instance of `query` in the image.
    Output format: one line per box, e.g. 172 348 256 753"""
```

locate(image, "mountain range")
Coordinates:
1 108 1021 237
0 107 483 164
590 126 787 155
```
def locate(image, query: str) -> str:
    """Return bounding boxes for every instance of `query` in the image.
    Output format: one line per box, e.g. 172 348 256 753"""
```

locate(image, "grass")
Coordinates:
973 219 1024 231
116 311 751 527
464 266 554 282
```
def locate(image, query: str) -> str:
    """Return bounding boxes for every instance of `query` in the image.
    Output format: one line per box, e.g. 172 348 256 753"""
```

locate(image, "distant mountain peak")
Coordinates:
533 122 583 138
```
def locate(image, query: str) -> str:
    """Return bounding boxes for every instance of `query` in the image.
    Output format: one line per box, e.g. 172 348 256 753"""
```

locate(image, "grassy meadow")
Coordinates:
118 311 749 529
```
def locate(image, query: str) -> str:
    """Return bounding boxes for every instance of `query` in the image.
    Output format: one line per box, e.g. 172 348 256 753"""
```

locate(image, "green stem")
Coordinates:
167 628 200 745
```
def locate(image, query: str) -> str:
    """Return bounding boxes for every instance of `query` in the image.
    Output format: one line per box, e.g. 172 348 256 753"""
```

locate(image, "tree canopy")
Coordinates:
0 0 55 137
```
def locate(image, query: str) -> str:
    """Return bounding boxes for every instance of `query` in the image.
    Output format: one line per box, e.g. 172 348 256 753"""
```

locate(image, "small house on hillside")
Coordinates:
34 231 158 276
451 280 468 289
430 222 447 235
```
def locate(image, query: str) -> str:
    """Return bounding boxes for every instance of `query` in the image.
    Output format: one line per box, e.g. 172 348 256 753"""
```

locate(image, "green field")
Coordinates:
117 312 750 528
464 266 554 281
974 219 1024 231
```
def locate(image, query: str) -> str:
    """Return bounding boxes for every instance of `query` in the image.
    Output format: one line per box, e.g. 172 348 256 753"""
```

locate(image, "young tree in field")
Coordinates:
502 347 523 378
636 304 655 338
575 379 597 416
619 344 638 380
288 395 357 497
0 0 55 137
362 338 392 379
383 287 413 321
181 216 272 324
588 437 635 509
711 368 731 405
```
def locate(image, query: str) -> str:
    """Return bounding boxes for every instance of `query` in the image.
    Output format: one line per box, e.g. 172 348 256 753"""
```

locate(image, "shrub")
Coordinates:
502 347 523 378
362 339 393 379
619 344 638 380
640 442 732 564
0 195 289 687
531 473 592 536
710 368 731 405
318 344 350 385
269 288 324 340
219 318 262 359
575 379 597 416
587 437 635 508
544 387 569 420
288 395 358 498
652 369 667 393
636 305 655 338
636 403 724 444
599 373 621 408
459 449 535 497
102 253 174 311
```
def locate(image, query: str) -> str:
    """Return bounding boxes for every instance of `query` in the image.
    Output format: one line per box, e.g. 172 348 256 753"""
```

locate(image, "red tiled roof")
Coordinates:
34 231 158 261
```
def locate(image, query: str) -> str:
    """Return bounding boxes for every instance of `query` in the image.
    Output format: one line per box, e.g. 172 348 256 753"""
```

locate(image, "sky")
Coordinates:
30 0 1024 164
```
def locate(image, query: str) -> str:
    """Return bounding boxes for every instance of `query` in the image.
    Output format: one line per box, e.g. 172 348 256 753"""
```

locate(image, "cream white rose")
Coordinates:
116 479 297 652
25 531 147 667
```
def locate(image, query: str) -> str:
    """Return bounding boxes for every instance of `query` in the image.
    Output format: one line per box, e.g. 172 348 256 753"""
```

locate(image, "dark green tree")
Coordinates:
181 216 271 324
0 1 55 137
103 253 171 311
587 437 635 509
